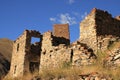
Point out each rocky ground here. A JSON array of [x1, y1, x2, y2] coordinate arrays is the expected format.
[[31, 72, 112, 80]]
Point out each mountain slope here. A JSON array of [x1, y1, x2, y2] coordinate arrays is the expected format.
[[0, 53, 10, 78], [0, 38, 13, 78], [0, 38, 13, 62]]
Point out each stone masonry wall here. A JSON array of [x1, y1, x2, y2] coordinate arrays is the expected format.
[[53, 24, 70, 45], [40, 31, 72, 70], [24, 30, 41, 74], [95, 8, 120, 50], [9, 30, 42, 77], [9, 22, 97, 78], [40, 44, 72, 70], [40, 31, 53, 70], [80, 8, 97, 52], [9, 8, 120, 78], [9, 30, 28, 77], [53, 24, 70, 40], [71, 42, 96, 66], [41, 31, 53, 53], [40, 41, 96, 71], [80, 8, 120, 52], [40, 27, 72, 71]]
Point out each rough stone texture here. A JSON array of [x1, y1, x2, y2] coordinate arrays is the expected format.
[[9, 25, 96, 78], [78, 72, 112, 80], [9, 24, 72, 78], [41, 31, 53, 53], [53, 24, 70, 45], [80, 8, 120, 52], [53, 24, 70, 40], [40, 41, 96, 71], [80, 8, 97, 52], [104, 47, 120, 68], [40, 44, 72, 70], [40, 31, 71, 70], [9, 8, 120, 78], [9, 30, 42, 77], [71, 41, 96, 66], [31, 72, 112, 80], [115, 16, 120, 20]]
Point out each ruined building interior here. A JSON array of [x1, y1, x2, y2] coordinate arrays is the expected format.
[[9, 8, 120, 77]]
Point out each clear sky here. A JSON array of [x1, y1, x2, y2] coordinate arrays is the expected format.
[[0, 0, 120, 42]]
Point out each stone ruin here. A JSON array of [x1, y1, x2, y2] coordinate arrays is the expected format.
[[8, 8, 120, 78], [80, 8, 120, 52], [9, 23, 96, 78]]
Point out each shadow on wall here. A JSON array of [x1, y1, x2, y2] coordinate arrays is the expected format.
[[0, 53, 10, 79], [53, 36, 70, 46]]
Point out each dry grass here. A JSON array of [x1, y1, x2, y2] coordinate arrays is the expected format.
[[38, 40, 120, 79], [39, 67, 82, 80], [107, 41, 120, 50], [0, 38, 13, 61], [3, 64, 120, 80], [0, 38, 13, 78]]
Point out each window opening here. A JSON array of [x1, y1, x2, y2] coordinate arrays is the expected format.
[[14, 65, 17, 74], [17, 43, 19, 51], [31, 37, 40, 44], [29, 62, 39, 73]]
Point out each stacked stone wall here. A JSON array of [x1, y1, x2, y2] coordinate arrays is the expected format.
[[40, 41, 96, 71], [53, 24, 70, 45], [80, 8, 97, 52], [71, 42, 96, 66], [9, 8, 120, 78], [40, 44, 72, 70], [9, 30, 42, 77], [9, 30, 28, 77], [95, 9, 120, 50], [80, 8, 120, 52]]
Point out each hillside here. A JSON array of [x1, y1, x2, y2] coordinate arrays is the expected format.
[[0, 53, 10, 78], [0, 38, 13, 62], [0, 38, 13, 78]]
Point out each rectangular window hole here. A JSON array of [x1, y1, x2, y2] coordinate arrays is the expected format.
[[14, 65, 17, 74], [17, 43, 19, 52], [31, 37, 40, 44]]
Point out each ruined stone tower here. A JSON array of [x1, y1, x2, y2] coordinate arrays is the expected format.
[[53, 24, 70, 45], [9, 30, 42, 77], [40, 24, 71, 71], [9, 24, 71, 77], [53, 24, 70, 40], [80, 8, 120, 52]]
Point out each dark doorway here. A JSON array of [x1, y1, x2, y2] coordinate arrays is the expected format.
[[29, 62, 39, 73]]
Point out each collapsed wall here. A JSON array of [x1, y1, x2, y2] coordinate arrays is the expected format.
[[40, 24, 96, 71], [9, 24, 71, 77], [80, 8, 120, 52], [8, 8, 120, 78], [40, 24, 71, 70], [9, 23, 96, 78], [40, 41, 96, 71], [9, 30, 42, 77]]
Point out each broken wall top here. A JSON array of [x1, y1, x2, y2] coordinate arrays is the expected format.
[[81, 8, 120, 37], [53, 24, 70, 40], [15, 30, 41, 42]]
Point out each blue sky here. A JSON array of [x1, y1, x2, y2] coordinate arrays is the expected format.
[[0, 0, 120, 42]]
